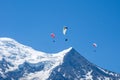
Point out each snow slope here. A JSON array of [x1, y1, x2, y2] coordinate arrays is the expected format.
[[0, 37, 72, 80], [0, 37, 120, 80]]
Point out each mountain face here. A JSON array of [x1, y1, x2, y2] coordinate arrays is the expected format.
[[0, 38, 120, 80]]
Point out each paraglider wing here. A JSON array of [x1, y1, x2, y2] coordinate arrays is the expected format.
[[93, 43, 97, 47], [50, 33, 55, 38], [92, 43, 97, 52], [63, 26, 68, 35], [50, 33, 56, 42]]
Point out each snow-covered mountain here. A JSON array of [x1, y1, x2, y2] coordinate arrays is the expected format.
[[0, 37, 120, 80]]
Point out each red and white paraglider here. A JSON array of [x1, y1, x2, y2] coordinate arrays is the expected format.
[[92, 43, 97, 52], [51, 33, 55, 38], [50, 33, 55, 42], [93, 43, 97, 48]]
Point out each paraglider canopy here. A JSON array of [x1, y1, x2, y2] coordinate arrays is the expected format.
[[50, 33, 55, 42], [63, 26, 68, 35], [50, 33, 55, 38], [63, 26, 68, 42], [93, 43, 97, 47]]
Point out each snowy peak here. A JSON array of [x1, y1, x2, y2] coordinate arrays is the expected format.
[[0, 37, 21, 49], [48, 48, 120, 80], [0, 37, 33, 60], [0, 37, 16, 42], [56, 47, 73, 56], [0, 37, 33, 50], [0, 37, 120, 80], [0, 38, 73, 80]]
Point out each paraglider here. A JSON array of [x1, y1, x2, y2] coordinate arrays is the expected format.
[[93, 43, 97, 48], [50, 33, 55, 42], [63, 26, 68, 35], [92, 43, 97, 52], [51, 33, 55, 38], [63, 26, 68, 41]]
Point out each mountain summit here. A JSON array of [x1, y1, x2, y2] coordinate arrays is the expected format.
[[0, 37, 120, 80]]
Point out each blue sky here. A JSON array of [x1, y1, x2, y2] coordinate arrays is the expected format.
[[0, 0, 120, 73]]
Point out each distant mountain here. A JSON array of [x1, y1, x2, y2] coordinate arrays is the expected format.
[[0, 37, 120, 80]]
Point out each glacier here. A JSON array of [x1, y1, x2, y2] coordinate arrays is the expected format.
[[0, 37, 120, 80]]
